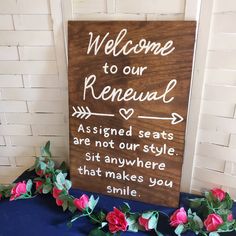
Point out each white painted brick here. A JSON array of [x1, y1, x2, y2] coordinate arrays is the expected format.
[[74, 13, 146, 20], [229, 134, 236, 148], [11, 136, 66, 147], [205, 69, 236, 86], [0, 31, 54, 46], [0, 0, 50, 14], [0, 61, 57, 74], [0, 125, 32, 135], [0, 157, 10, 166], [116, 0, 185, 14], [0, 146, 35, 156], [197, 143, 236, 162], [1, 88, 62, 101], [72, 0, 106, 13], [201, 100, 235, 117], [23, 75, 59, 88], [146, 13, 184, 20], [203, 84, 236, 103], [212, 13, 236, 33], [0, 75, 23, 87], [198, 129, 230, 146], [6, 113, 65, 125], [0, 101, 28, 112], [19, 46, 55, 61], [0, 136, 5, 146], [0, 15, 14, 30], [214, 0, 236, 13], [15, 156, 35, 167], [0, 46, 19, 60], [195, 155, 225, 173], [106, 0, 116, 13], [209, 34, 236, 51], [200, 114, 236, 133], [207, 51, 236, 70], [35, 146, 67, 157], [27, 101, 64, 113], [32, 125, 67, 136], [13, 15, 52, 30]]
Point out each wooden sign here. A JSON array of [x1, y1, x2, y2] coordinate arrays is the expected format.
[[68, 21, 196, 207]]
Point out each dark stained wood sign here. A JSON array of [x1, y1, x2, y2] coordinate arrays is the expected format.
[[68, 21, 196, 207]]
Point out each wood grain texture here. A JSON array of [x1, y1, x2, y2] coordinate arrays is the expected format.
[[68, 21, 196, 207]]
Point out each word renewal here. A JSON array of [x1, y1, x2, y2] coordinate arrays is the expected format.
[[81, 28, 177, 104]]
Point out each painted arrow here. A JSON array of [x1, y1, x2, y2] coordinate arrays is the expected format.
[[72, 106, 114, 119], [138, 112, 184, 125]]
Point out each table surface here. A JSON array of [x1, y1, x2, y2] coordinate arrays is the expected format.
[[1, 172, 235, 236]]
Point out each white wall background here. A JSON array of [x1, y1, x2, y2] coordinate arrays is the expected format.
[[0, 0, 235, 199]]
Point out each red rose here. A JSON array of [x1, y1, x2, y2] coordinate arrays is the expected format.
[[106, 207, 128, 233], [73, 194, 89, 211], [36, 169, 44, 176], [0, 193, 2, 199], [10, 181, 27, 201], [170, 207, 188, 227], [227, 213, 234, 222], [204, 214, 223, 232], [211, 188, 226, 202], [52, 187, 63, 206], [35, 180, 43, 193], [138, 216, 151, 231]]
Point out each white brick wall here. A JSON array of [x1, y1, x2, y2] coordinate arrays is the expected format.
[[0, 0, 68, 184]]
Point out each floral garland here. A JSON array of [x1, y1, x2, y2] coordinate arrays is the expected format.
[[0, 142, 236, 236]]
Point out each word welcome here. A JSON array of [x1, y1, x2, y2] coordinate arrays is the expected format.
[[87, 28, 175, 56]]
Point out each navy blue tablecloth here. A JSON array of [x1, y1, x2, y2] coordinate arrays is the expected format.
[[1, 172, 235, 236]]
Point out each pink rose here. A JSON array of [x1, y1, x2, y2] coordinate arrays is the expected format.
[[138, 216, 151, 231], [10, 181, 27, 201], [52, 187, 62, 198], [106, 207, 128, 233], [170, 207, 188, 227], [0, 193, 2, 199], [211, 188, 226, 202], [227, 213, 234, 222], [52, 187, 63, 206], [73, 194, 89, 211], [204, 214, 223, 232], [35, 180, 43, 193]]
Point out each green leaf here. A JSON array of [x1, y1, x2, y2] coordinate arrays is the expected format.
[[128, 222, 139, 232], [174, 224, 184, 236], [42, 184, 52, 194], [89, 228, 107, 236], [26, 179, 33, 192], [121, 202, 130, 213], [39, 161, 47, 171], [148, 214, 158, 229], [193, 214, 203, 229], [64, 180, 72, 190], [41, 141, 51, 157], [88, 195, 99, 211], [62, 200, 68, 211], [56, 172, 65, 186], [142, 211, 154, 219], [209, 232, 220, 236]]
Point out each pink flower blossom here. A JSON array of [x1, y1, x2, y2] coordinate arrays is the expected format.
[[106, 207, 128, 233], [35, 180, 43, 193], [138, 216, 151, 231], [10, 181, 27, 201], [204, 214, 223, 232], [227, 213, 234, 222], [73, 194, 89, 211], [170, 207, 188, 227], [211, 188, 226, 202]]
